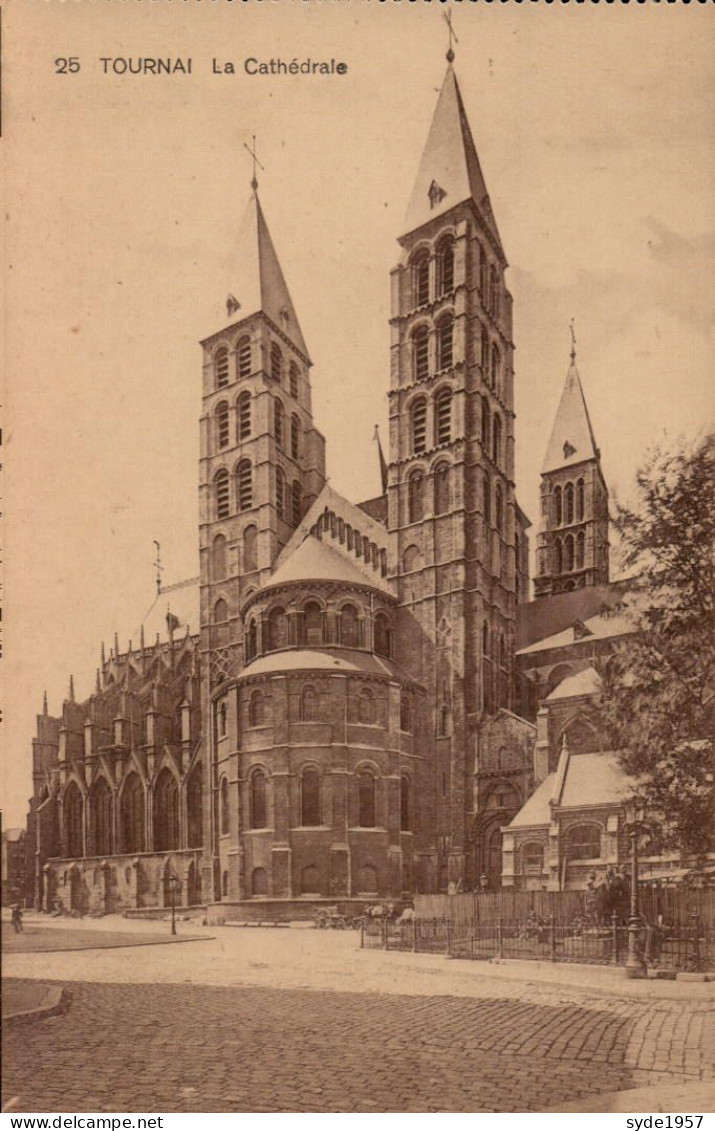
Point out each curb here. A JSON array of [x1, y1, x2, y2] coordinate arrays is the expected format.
[[7, 935, 215, 955], [3, 986, 70, 1028]]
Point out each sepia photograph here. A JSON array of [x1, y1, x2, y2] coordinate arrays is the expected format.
[[2, 0, 714, 1119]]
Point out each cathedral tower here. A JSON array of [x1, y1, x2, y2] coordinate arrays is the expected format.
[[198, 185, 326, 691], [387, 61, 519, 890], [534, 345, 609, 597]]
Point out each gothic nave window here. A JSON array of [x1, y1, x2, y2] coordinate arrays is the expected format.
[[153, 769, 179, 852], [437, 316, 454, 370], [215, 469, 230, 520], [237, 336, 251, 380], [187, 766, 202, 849], [120, 774, 145, 855], [435, 388, 452, 446], [90, 777, 113, 858], [215, 346, 229, 389], [216, 401, 230, 449], [237, 391, 251, 440], [412, 326, 429, 382]]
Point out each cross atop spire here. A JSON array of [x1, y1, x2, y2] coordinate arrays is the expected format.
[[443, 9, 458, 63], [570, 318, 577, 364], [243, 134, 264, 193]]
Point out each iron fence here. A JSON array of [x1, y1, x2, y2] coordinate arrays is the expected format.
[[360, 913, 714, 972]]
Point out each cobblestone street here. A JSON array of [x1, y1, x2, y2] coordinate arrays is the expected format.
[[3, 921, 714, 1113]]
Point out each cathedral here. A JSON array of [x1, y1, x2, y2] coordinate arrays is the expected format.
[[25, 57, 641, 918]]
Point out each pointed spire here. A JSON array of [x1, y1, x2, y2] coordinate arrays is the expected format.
[[101, 640, 106, 666], [541, 340, 600, 475], [68, 675, 75, 702], [43, 690, 48, 716], [96, 668, 102, 694], [114, 632, 120, 657], [217, 192, 311, 362], [403, 64, 501, 247]]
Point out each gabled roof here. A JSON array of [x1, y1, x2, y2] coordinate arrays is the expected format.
[[267, 535, 382, 591], [507, 774, 555, 829], [542, 358, 600, 475], [545, 666, 602, 701], [403, 65, 502, 248], [517, 608, 633, 657], [508, 752, 633, 830], [213, 191, 310, 362]]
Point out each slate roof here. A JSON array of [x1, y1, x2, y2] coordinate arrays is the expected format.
[[542, 358, 600, 475], [240, 647, 414, 684], [507, 775, 555, 829], [267, 535, 383, 592], [403, 64, 502, 248], [545, 666, 602, 701], [507, 752, 633, 831], [517, 608, 633, 657]]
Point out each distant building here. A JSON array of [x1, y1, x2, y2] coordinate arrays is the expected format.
[[2, 827, 26, 906]]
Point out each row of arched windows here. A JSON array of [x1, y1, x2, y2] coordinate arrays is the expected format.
[[273, 399, 302, 460], [244, 605, 393, 660], [554, 532, 586, 574], [221, 766, 412, 832], [411, 316, 454, 380], [213, 340, 302, 401], [410, 388, 453, 455], [210, 525, 258, 582], [480, 327, 503, 394], [276, 469, 303, 526], [553, 480, 585, 526], [411, 236, 455, 309], [62, 768, 202, 859], [214, 462, 252, 519], [214, 392, 252, 450], [239, 684, 413, 732]]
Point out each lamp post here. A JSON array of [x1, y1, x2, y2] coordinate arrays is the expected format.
[[623, 799, 647, 979], [168, 873, 179, 936]]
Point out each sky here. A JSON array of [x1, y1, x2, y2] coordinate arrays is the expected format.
[[3, 1, 714, 826]]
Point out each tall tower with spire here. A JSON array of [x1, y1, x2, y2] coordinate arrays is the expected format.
[[534, 342, 609, 597], [387, 57, 520, 891], [198, 177, 326, 692]]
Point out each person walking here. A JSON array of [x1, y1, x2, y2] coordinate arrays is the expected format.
[[11, 904, 24, 933]]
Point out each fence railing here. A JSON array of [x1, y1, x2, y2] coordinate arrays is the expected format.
[[361, 914, 714, 972]]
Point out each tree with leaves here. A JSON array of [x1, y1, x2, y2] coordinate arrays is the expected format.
[[598, 434, 714, 857]]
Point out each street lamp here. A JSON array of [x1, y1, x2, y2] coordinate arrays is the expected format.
[[623, 798, 647, 980], [167, 873, 180, 936]]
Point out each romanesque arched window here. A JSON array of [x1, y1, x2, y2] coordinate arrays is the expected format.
[[267, 606, 287, 651], [153, 769, 179, 852], [554, 485, 563, 526], [212, 534, 227, 582], [275, 467, 286, 521], [565, 482, 575, 524], [235, 460, 251, 513], [402, 544, 421, 573], [434, 387, 452, 445], [217, 700, 227, 738], [242, 525, 258, 573], [245, 618, 258, 661], [300, 864, 320, 894], [301, 769, 321, 827], [187, 765, 202, 849], [213, 598, 228, 623], [237, 336, 251, 380], [340, 603, 359, 647], [374, 613, 392, 658], [237, 391, 251, 440], [216, 401, 230, 449], [413, 251, 430, 307], [437, 316, 454, 370], [291, 480, 302, 527], [400, 694, 412, 733], [411, 396, 427, 455], [400, 774, 412, 831], [481, 397, 490, 453], [576, 531, 585, 570], [303, 601, 323, 646], [408, 469, 424, 524], [251, 866, 267, 896], [358, 770, 376, 828], [576, 477, 585, 522], [434, 461, 450, 515], [493, 413, 502, 466], [290, 414, 300, 460], [215, 469, 230, 520], [248, 689, 264, 727], [289, 362, 299, 399], [357, 688, 374, 724], [120, 773, 145, 855], [300, 684, 319, 722], [437, 235, 455, 296], [274, 398, 285, 447], [90, 777, 113, 858], [249, 769, 268, 829], [270, 342, 283, 383], [495, 482, 504, 533], [412, 326, 429, 382], [215, 346, 229, 389], [220, 776, 229, 836]]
